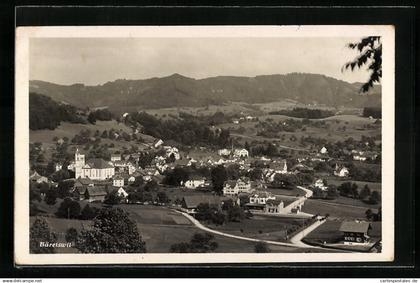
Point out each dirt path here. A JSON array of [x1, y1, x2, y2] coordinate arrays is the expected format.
[[289, 219, 327, 248]]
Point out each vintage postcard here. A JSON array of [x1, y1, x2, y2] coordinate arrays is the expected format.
[[15, 25, 394, 265]]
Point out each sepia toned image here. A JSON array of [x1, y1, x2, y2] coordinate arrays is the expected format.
[[15, 26, 395, 264]]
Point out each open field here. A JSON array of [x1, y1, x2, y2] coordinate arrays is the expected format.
[[301, 199, 371, 220], [207, 214, 306, 242], [310, 196, 381, 209], [263, 187, 307, 197]]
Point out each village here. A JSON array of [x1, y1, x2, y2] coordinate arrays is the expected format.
[[29, 108, 382, 253]]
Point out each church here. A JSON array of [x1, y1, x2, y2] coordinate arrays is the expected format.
[[74, 149, 115, 180]]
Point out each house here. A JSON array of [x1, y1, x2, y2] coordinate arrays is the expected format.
[[273, 159, 288, 174], [29, 171, 49, 184], [264, 199, 285, 214], [113, 176, 124, 187], [153, 139, 164, 148], [334, 164, 349, 177], [163, 146, 180, 160], [339, 221, 372, 244], [218, 149, 231, 156], [320, 147, 328, 154], [183, 176, 206, 189], [76, 186, 108, 202], [114, 187, 129, 198], [233, 148, 249, 158], [353, 155, 367, 161], [223, 177, 252, 196], [55, 163, 63, 172], [74, 149, 115, 180], [180, 195, 226, 214], [113, 160, 136, 175], [313, 178, 328, 191], [111, 154, 121, 162], [249, 192, 276, 205], [73, 177, 95, 190]]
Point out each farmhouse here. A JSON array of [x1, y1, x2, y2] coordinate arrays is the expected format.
[[334, 164, 349, 177], [233, 148, 249, 158], [111, 154, 121, 162], [180, 195, 223, 214], [218, 149, 231, 156], [222, 177, 252, 196], [163, 146, 180, 160], [264, 199, 285, 214], [339, 221, 372, 244], [320, 147, 328, 154], [249, 192, 276, 205], [74, 149, 115, 180], [183, 176, 207, 189], [113, 176, 124, 187], [313, 178, 328, 191], [29, 170, 49, 184], [75, 186, 108, 202]]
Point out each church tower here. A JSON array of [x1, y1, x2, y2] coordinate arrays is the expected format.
[[75, 148, 85, 178]]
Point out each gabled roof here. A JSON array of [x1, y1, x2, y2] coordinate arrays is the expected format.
[[85, 158, 114, 169], [223, 180, 237, 188], [78, 186, 108, 196], [75, 177, 94, 186], [339, 221, 371, 233], [187, 175, 206, 181]]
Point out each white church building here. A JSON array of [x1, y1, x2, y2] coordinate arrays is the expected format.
[[74, 149, 115, 180]]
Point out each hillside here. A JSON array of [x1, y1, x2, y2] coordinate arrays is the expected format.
[[29, 92, 85, 130], [30, 73, 381, 113]]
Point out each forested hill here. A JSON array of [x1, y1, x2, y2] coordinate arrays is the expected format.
[[29, 93, 85, 130], [29, 73, 381, 113]]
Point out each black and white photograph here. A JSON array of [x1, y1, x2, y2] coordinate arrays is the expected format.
[[14, 25, 395, 264]]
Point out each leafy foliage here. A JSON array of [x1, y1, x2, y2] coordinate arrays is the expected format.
[[55, 197, 81, 219], [76, 208, 146, 253], [29, 92, 85, 130], [30, 218, 57, 253], [343, 36, 382, 92]]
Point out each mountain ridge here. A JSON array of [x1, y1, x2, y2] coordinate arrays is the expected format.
[[29, 72, 381, 113]]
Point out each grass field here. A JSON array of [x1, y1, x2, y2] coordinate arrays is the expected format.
[[301, 199, 371, 220], [207, 214, 306, 242]]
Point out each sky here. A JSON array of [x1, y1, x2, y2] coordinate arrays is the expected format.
[[29, 37, 371, 86]]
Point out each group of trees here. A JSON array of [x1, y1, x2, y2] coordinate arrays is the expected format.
[[338, 182, 381, 204], [269, 108, 335, 119], [55, 198, 100, 220], [29, 93, 85, 130], [125, 112, 232, 147], [87, 109, 114, 124], [195, 199, 248, 226], [31, 208, 147, 254]]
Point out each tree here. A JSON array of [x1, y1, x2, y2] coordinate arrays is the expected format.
[[44, 189, 58, 205], [56, 180, 74, 198], [55, 197, 81, 219], [80, 204, 97, 220], [156, 191, 169, 204], [365, 209, 373, 221], [227, 205, 245, 222], [30, 218, 57, 253], [369, 191, 381, 205], [76, 208, 146, 253], [359, 185, 371, 200], [163, 167, 189, 186], [211, 165, 227, 194], [104, 191, 122, 205], [254, 242, 270, 253], [65, 227, 78, 243], [343, 36, 382, 92]]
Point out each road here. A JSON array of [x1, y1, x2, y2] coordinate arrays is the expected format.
[[289, 219, 327, 248]]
